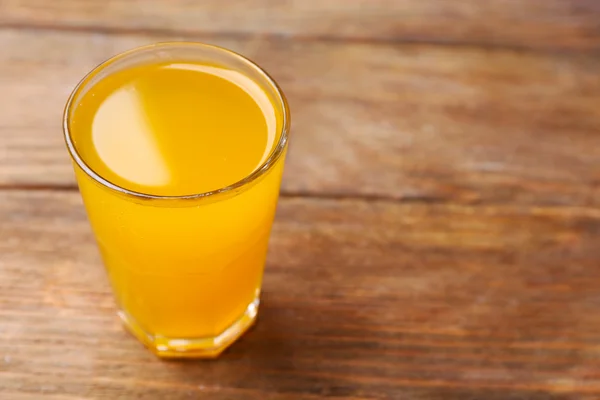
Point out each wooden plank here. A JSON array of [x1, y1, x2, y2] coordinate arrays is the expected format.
[[2, 190, 600, 398], [1, 0, 599, 50], [1, 29, 600, 205]]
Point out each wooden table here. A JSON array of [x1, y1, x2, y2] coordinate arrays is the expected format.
[[1, 1, 600, 399]]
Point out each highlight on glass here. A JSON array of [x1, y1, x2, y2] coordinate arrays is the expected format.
[[63, 42, 290, 358]]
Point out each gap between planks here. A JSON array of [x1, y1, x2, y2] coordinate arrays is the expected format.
[[0, 21, 589, 55], [0, 183, 444, 205], [4, 185, 600, 217]]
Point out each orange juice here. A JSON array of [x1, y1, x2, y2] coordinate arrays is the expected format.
[[64, 43, 289, 357]]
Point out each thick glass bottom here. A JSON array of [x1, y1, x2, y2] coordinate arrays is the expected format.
[[118, 296, 259, 358]]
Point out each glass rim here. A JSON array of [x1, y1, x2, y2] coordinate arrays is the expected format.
[[63, 41, 290, 202]]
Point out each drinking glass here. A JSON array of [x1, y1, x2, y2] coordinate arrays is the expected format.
[[63, 43, 290, 358]]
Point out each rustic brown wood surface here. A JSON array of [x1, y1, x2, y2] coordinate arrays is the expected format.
[[1, 29, 600, 205], [1, 0, 600, 50], [1, 1, 600, 399], [3, 191, 600, 400]]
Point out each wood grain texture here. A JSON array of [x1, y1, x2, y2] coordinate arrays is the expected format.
[[1, 0, 599, 50], [2, 190, 600, 399], [1, 29, 600, 205], [2, 1, 600, 399]]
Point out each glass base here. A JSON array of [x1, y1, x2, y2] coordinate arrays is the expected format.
[[118, 297, 259, 358]]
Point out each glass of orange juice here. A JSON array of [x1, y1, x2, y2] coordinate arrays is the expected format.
[[62, 43, 290, 358]]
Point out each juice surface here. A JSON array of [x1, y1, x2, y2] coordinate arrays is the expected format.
[[69, 59, 285, 342], [71, 61, 277, 196]]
